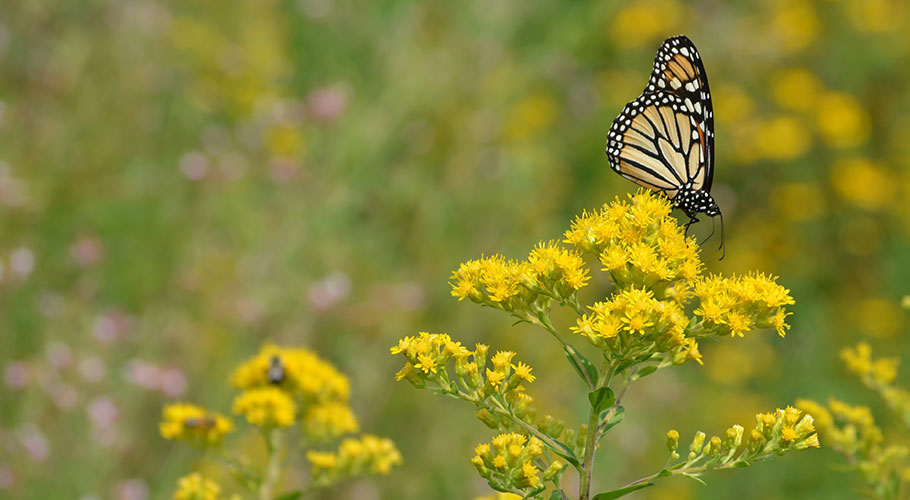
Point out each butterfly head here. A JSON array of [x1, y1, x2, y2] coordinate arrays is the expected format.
[[674, 187, 720, 220]]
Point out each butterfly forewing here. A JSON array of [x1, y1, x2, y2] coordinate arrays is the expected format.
[[645, 35, 714, 190], [606, 91, 706, 200]]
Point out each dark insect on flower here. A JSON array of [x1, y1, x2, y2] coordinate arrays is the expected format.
[[606, 35, 725, 258], [184, 416, 216, 429], [268, 355, 285, 384]]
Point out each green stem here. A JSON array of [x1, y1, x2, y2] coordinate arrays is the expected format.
[[578, 395, 602, 500], [259, 428, 284, 500]]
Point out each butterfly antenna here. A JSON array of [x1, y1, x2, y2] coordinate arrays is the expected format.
[[703, 215, 717, 244], [717, 212, 726, 261]]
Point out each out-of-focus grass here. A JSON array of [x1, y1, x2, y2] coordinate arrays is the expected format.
[[0, 0, 908, 499]]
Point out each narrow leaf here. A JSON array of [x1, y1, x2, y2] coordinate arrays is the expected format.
[[599, 406, 625, 437], [275, 492, 304, 500], [632, 365, 658, 380], [564, 346, 597, 387], [592, 482, 655, 500], [734, 460, 750, 468]]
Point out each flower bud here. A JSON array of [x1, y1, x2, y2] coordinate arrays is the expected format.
[[666, 429, 680, 453], [543, 460, 565, 481]]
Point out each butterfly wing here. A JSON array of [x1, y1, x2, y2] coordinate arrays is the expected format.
[[645, 35, 715, 191], [606, 91, 707, 200]]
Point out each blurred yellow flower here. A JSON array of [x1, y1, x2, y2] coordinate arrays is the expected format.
[[816, 92, 870, 148], [771, 1, 820, 52], [772, 68, 823, 112], [160, 404, 233, 447], [713, 83, 755, 126], [610, 0, 686, 48], [831, 157, 895, 211], [231, 344, 350, 404], [232, 387, 297, 428], [846, 0, 902, 33], [307, 435, 402, 486], [856, 298, 902, 339], [266, 125, 306, 157], [303, 402, 360, 441], [771, 183, 824, 222], [174, 473, 226, 500], [754, 116, 811, 160], [503, 93, 559, 142]]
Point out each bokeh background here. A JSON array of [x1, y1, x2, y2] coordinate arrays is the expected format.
[[2, 0, 910, 498]]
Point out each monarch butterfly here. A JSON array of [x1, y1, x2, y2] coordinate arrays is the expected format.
[[606, 35, 724, 257]]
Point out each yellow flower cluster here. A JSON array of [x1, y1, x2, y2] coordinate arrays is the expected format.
[[572, 287, 700, 364], [230, 344, 358, 438], [796, 398, 908, 490], [449, 241, 589, 315], [667, 407, 818, 474], [303, 402, 360, 442], [306, 435, 403, 487], [841, 343, 900, 386], [232, 387, 296, 428], [231, 343, 350, 403], [159, 404, 233, 447], [173, 473, 237, 500], [692, 273, 795, 338], [392, 333, 536, 419], [472, 433, 562, 496], [564, 191, 701, 297]]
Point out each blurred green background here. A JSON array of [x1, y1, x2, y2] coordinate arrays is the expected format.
[[2, 0, 909, 498]]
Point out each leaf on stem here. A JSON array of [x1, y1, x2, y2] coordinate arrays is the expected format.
[[591, 482, 655, 500], [564, 345, 598, 387], [588, 387, 616, 413]]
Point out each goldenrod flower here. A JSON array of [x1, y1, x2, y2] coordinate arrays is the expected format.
[[692, 273, 795, 338], [303, 402, 359, 441], [160, 404, 233, 447], [564, 191, 701, 296], [473, 433, 552, 494], [173, 473, 223, 500], [232, 387, 296, 428], [307, 435, 402, 487], [231, 344, 350, 405]]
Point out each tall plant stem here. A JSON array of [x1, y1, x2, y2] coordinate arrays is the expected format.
[[259, 428, 284, 500]]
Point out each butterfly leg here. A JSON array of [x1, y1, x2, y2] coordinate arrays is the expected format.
[[684, 217, 699, 237]]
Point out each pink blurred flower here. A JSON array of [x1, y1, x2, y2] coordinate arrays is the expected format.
[[158, 368, 187, 397], [269, 158, 300, 184], [70, 236, 105, 267], [93, 311, 133, 344], [79, 356, 107, 383], [114, 479, 149, 500], [51, 384, 79, 410], [178, 152, 209, 181], [122, 359, 160, 390], [307, 272, 351, 311], [87, 395, 119, 429], [306, 85, 349, 122], [4, 362, 29, 389], [19, 425, 50, 462], [9, 247, 34, 277], [45, 341, 73, 370], [0, 464, 15, 490]]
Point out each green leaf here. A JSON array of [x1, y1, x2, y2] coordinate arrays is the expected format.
[[587, 387, 616, 413], [549, 490, 569, 500], [592, 482, 655, 500], [547, 438, 582, 468], [487, 479, 511, 493], [275, 492, 304, 500], [734, 460, 750, 468], [599, 406, 625, 437], [564, 345, 598, 387], [633, 365, 658, 380], [682, 473, 707, 486]]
